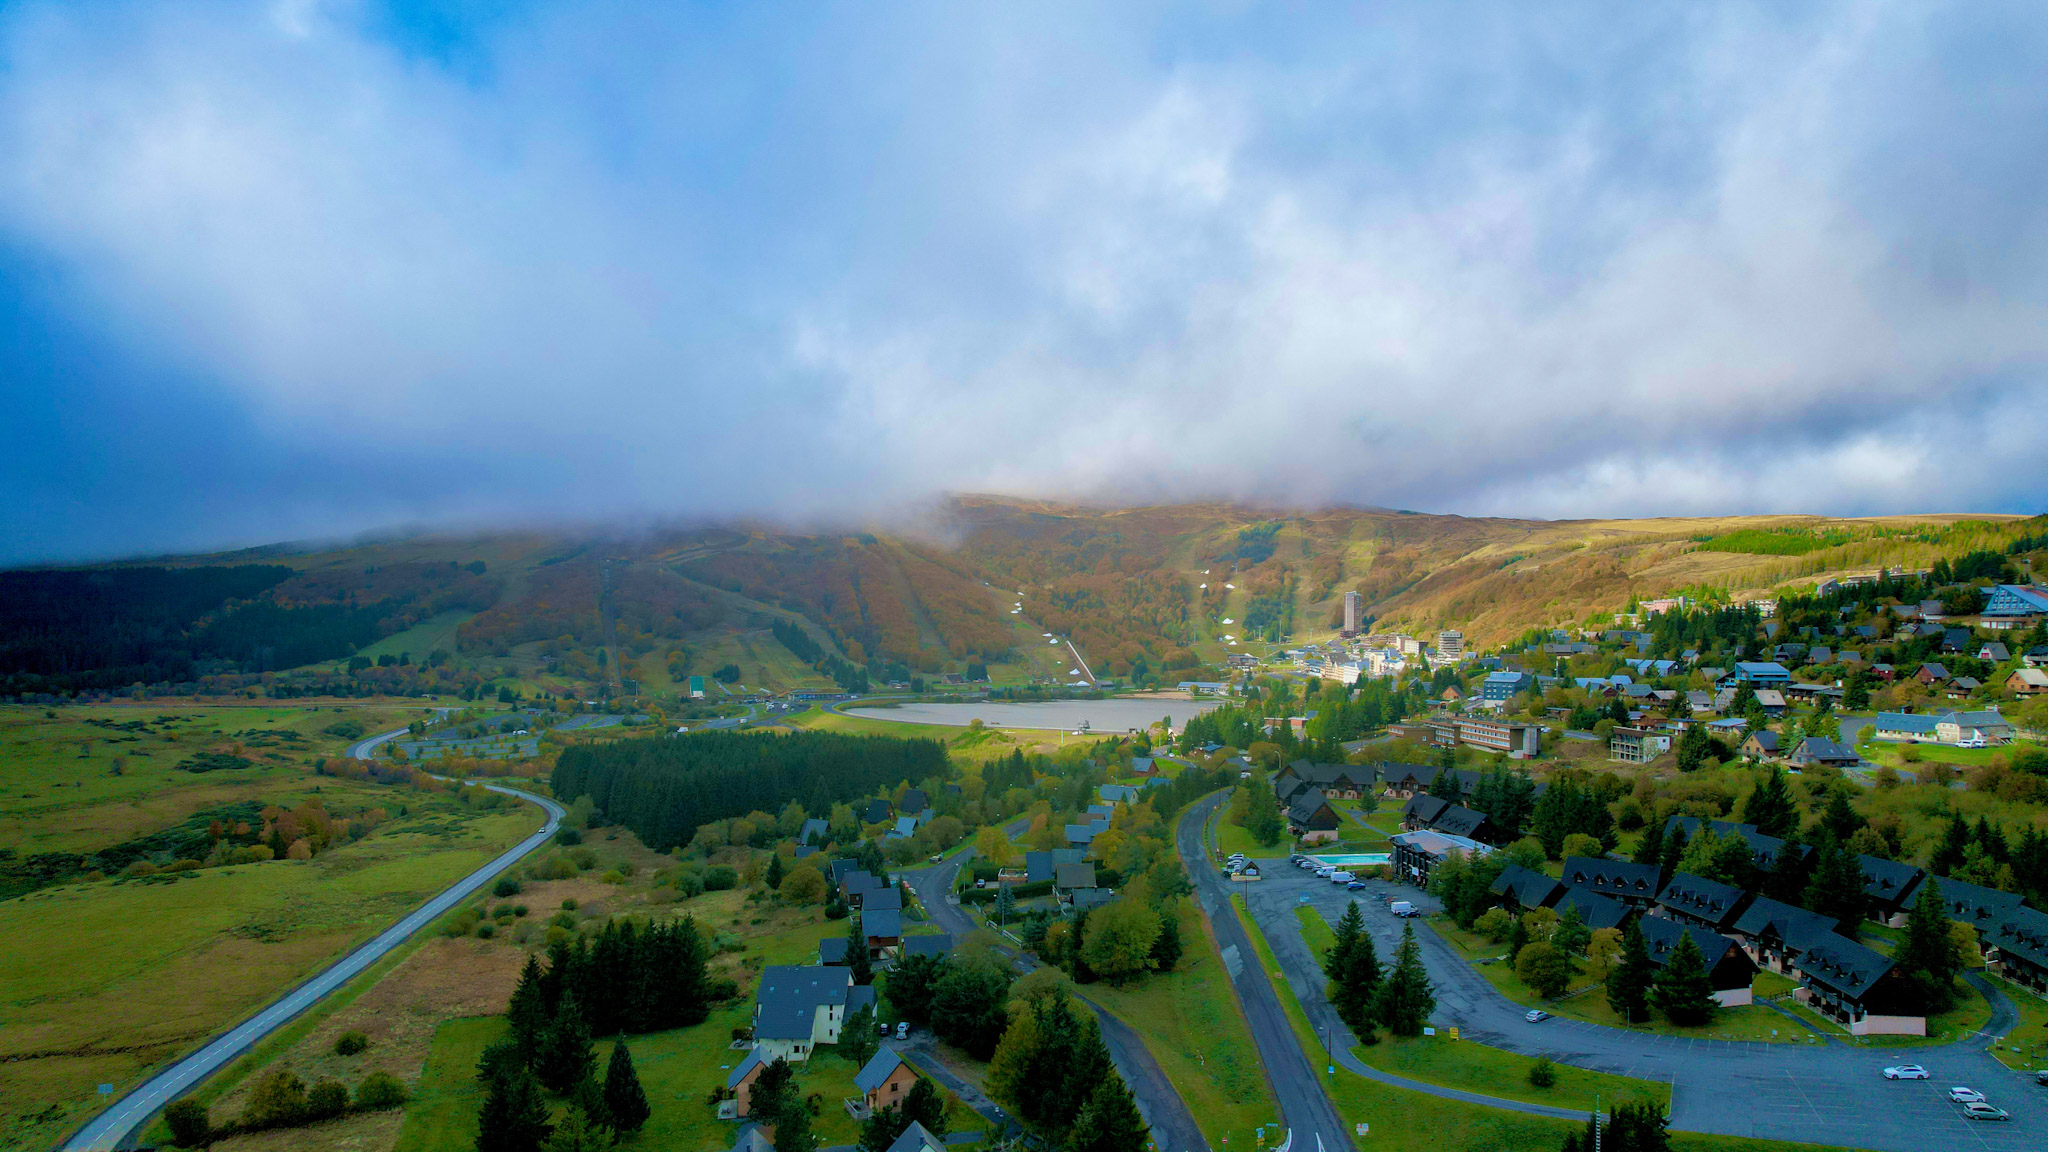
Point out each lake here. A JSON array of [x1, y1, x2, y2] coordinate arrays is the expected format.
[[842, 698, 1219, 732]]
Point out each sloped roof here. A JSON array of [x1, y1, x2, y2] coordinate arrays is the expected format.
[[1063, 824, 1098, 845], [799, 818, 830, 845], [855, 1048, 909, 1093], [1656, 872, 1750, 927], [1560, 856, 1661, 900], [1555, 888, 1630, 931], [1055, 861, 1098, 890], [1636, 916, 1752, 986], [1982, 905, 2048, 971], [754, 965, 852, 1040], [1023, 851, 1054, 884], [819, 937, 850, 965], [900, 788, 928, 815], [862, 799, 893, 824], [1488, 863, 1563, 908], [1432, 805, 1490, 839], [727, 1049, 765, 1089], [863, 887, 903, 912], [901, 934, 954, 958], [1731, 895, 1839, 950], [1928, 875, 2025, 925], [884, 1121, 946, 1152], [1402, 794, 1450, 825], [1858, 855, 1924, 910], [863, 909, 903, 939], [1794, 935, 1894, 1000]]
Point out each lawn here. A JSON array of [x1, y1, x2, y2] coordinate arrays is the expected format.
[[1771, 978, 1993, 1049], [354, 610, 476, 661], [1081, 901, 1279, 1151], [0, 797, 539, 1151], [1215, 813, 1286, 860], [1986, 974, 2048, 1071], [783, 709, 1037, 767], [1427, 918, 1808, 1045]]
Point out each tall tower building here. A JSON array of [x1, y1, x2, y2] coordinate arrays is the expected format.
[[1343, 590, 1360, 636], [1437, 630, 1465, 659]]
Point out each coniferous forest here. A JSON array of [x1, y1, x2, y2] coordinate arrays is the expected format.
[[551, 730, 951, 852]]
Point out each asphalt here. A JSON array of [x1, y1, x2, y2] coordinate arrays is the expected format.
[[902, 827, 1213, 1152], [1241, 849, 2046, 1152], [1176, 794, 1357, 1152], [60, 726, 565, 1151]]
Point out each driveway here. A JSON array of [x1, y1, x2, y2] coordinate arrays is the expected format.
[[1244, 853, 2042, 1152], [902, 827, 1212, 1152]]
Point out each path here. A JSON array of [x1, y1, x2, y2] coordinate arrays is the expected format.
[[61, 727, 563, 1151], [901, 828, 1212, 1152]]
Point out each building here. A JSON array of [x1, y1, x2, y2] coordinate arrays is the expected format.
[[798, 818, 830, 847], [1982, 584, 2048, 627], [1453, 716, 1542, 758], [1559, 857, 1663, 909], [2008, 667, 2048, 695], [1738, 731, 1780, 760], [1730, 896, 1842, 974], [1437, 630, 1465, 659], [1723, 662, 1792, 688], [1981, 905, 2048, 996], [688, 675, 708, 699], [1792, 936, 1924, 1036], [1858, 856, 1926, 927], [1933, 710, 2014, 746], [1398, 793, 1493, 841], [1286, 786, 1344, 843], [1343, 590, 1362, 636], [862, 909, 903, 954], [1636, 917, 1758, 1006], [1926, 875, 2025, 932], [1610, 726, 1671, 764], [1871, 712, 1939, 742], [751, 965, 862, 1063], [1555, 888, 1633, 931], [1054, 861, 1098, 896], [1655, 872, 1752, 932], [1488, 864, 1564, 913], [1663, 816, 1808, 874], [1479, 670, 1534, 706], [901, 934, 955, 960], [1276, 760, 1376, 800], [727, 1051, 770, 1117], [1786, 737, 1860, 769], [884, 1122, 948, 1152], [1389, 829, 1491, 887], [853, 1049, 921, 1118]]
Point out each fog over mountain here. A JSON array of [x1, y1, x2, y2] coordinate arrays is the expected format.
[[3, 1, 2046, 563]]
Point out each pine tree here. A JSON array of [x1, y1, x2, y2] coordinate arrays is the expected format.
[[860, 1105, 909, 1152], [602, 1041, 650, 1134], [771, 1090, 816, 1152], [476, 1067, 553, 1152], [1650, 931, 1718, 1027], [1605, 1097, 1671, 1152], [1895, 878, 1961, 1014], [1069, 1075, 1149, 1152], [1323, 902, 1363, 984], [1658, 824, 1688, 886], [847, 914, 874, 986], [1930, 817, 1971, 877], [767, 854, 787, 891], [508, 954, 549, 1058], [1803, 835, 1868, 934], [1605, 920, 1653, 1024], [1149, 909, 1184, 972], [1820, 791, 1865, 843], [750, 1058, 795, 1124], [1632, 818, 1665, 867], [1843, 670, 1870, 711], [842, 1003, 879, 1070], [535, 993, 596, 1094], [1675, 725, 1710, 773], [1504, 911, 1531, 963], [1740, 766, 1797, 839], [902, 1076, 947, 1137], [1373, 922, 1434, 1037], [1329, 903, 1382, 1033]]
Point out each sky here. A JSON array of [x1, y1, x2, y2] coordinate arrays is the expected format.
[[3, 0, 2047, 564]]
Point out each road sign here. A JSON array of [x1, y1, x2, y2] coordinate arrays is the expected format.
[[1449, 1026, 1459, 1040], [97, 1085, 112, 1095]]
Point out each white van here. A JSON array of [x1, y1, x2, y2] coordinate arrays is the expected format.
[[1328, 870, 1354, 884]]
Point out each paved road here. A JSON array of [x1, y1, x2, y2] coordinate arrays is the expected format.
[[1176, 794, 1356, 1152], [61, 728, 564, 1151], [1243, 854, 2044, 1152], [901, 830, 1212, 1152]]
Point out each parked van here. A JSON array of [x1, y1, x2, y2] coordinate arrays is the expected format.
[[1328, 870, 1354, 884], [1390, 900, 1417, 917]]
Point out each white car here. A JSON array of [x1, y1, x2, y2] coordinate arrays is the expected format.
[[1947, 1087, 1985, 1103], [896, 1021, 910, 1040], [1881, 1065, 1929, 1080], [1962, 1102, 2009, 1121], [1525, 1010, 1550, 1023]]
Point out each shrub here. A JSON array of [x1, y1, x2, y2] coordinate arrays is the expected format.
[[493, 875, 523, 898], [124, 860, 158, 877], [493, 904, 516, 920], [241, 1069, 309, 1130], [354, 1070, 408, 1111], [545, 925, 572, 946], [333, 1031, 369, 1056], [674, 872, 705, 899], [704, 865, 739, 891], [562, 898, 580, 910], [163, 1099, 210, 1146], [555, 827, 583, 846], [1528, 1057, 1557, 1088], [512, 904, 529, 917], [550, 911, 578, 930], [570, 847, 597, 871], [475, 920, 497, 938], [306, 1079, 350, 1121]]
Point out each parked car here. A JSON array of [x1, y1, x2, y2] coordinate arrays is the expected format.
[[878, 1019, 892, 1036], [1328, 870, 1354, 884], [1346, 881, 1368, 891], [896, 1021, 910, 1040], [1947, 1087, 1985, 1103], [1525, 1010, 1550, 1023], [1390, 901, 1416, 917], [1962, 1102, 2009, 1121], [1882, 1065, 1929, 1080], [2035, 1069, 2048, 1086]]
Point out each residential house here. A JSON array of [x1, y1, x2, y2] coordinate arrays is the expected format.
[[2008, 667, 2048, 695], [1927, 876, 2025, 933], [1859, 856, 1926, 927], [1738, 731, 1780, 761], [884, 1122, 948, 1152], [1978, 642, 2011, 663], [1752, 689, 1787, 716], [901, 934, 955, 960], [1067, 887, 1114, 913], [2026, 645, 2048, 668], [1559, 857, 1663, 909], [1871, 712, 1939, 742], [853, 1049, 920, 1118], [1100, 784, 1142, 805], [1731, 896, 1842, 974], [1276, 760, 1376, 799], [1786, 737, 1860, 769], [751, 965, 860, 1063], [1934, 710, 2014, 746], [1981, 905, 2048, 996], [1054, 861, 1098, 896], [842, 871, 885, 908], [1063, 823, 1101, 849], [1488, 864, 1564, 913], [1389, 829, 1491, 887], [799, 818, 830, 847], [1637, 916, 1758, 1006], [887, 816, 920, 841], [1287, 787, 1344, 844], [862, 909, 903, 955], [861, 799, 893, 826], [1941, 628, 1975, 654], [1655, 872, 1752, 932], [1611, 726, 1672, 764], [727, 1051, 771, 1117], [1723, 662, 1793, 688], [863, 887, 904, 913], [1792, 937, 1924, 1036], [1913, 663, 1951, 686], [818, 938, 850, 966], [899, 788, 928, 816], [1663, 816, 1808, 874], [1555, 889, 1633, 931], [1399, 793, 1494, 841]]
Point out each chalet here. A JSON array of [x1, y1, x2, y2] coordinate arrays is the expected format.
[[1389, 829, 1491, 887], [1731, 896, 1842, 974], [1559, 857, 1663, 909], [1067, 887, 1114, 912], [1927, 875, 2025, 932], [1100, 785, 1142, 805], [1277, 760, 1376, 800], [1379, 763, 1444, 798], [799, 818, 830, 846], [1723, 662, 1792, 688], [1978, 642, 2011, 663], [1398, 793, 1493, 841], [1751, 689, 1787, 716], [2008, 667, 2048, 695], [751, 965, 866, 1063], [862, 909, 903, 954], [727, 1051, 770, 1117], [1858, 856, 1926, 927], [863, 887, 903, 914], [853, 1049, 920, 1118], [1555, 889, 1633, 931], [1611, 727, 1672, 764], [1063, 823, 1101, 849], [884, 1122, 947, 1152], [887, 816, 919, 841], [1637, 917, 1758, 1006], [818, 938, 850, 966], [1663, 816, 1808, 874], [899, 788, 928, 816], [1488, 864, 1563, 913], [1981, 905, 2048, 995], [2027, 645, 2048, 668], [1655, 872, 1751, 932], [901, 934, 955, 960], [1287, 787, 1344, 844], [1738, 731, 1780, 760], [1792, 937, 1924, 1036], [1871, 712, 1938, 742], [842, 870, 885, 908], [1786, 737, 1860, 769], [1054, 861, 1098, 895], [861, 799, 893, 825], [1913, 663, 1951, 686], [1941, 628, 1975, 654], [1933, 710, 2014, 746]]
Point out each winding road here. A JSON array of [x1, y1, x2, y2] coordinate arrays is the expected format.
[[60, 727, 563, 1151]]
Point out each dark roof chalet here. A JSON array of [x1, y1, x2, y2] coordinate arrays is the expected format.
[[754, 965, 853, 1040], [1559, 856, 1661, 902], [1636, 916, 1753, 984], [1488, 864, 1563, 909], [899, 788, 928, 815], [1287, 786, 1341, 830], [1432, 805, 1491, 839], [1023, 851, 1055, 884], [1982, 905, 2048, 972], [1055, 861, 1098, 890], [1731, 895, 1840, 949], [1555, 889, 1631, 931], [1281, 760, 1376, 792], [861, 799, 893, 825], [855, 1049, 910, 1093], [1857, 856, 1925, 911], [862, 908, 903, 939], [863, 887, 903, 912], [1402, 794, 1450, 825], [1793, 936, 1895, 1000], [1928, 875, 2025, 926], [1656, 872, 1751, 928], [818, 937, 850, 965]]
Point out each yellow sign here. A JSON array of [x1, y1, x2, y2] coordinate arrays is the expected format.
[[1449, 1027, 1460, 1040]]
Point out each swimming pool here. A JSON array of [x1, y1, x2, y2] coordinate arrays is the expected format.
[[1306, 853, 1390, 868]]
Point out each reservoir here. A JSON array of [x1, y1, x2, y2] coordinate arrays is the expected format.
[[842, 697, 1220, 732]]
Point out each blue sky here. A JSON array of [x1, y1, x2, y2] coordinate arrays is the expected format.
[[2, 0, 2045, 563]]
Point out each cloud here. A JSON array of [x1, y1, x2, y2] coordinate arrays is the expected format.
[[0, 1, 2044, 562]]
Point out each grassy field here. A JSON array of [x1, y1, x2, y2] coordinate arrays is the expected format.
[[354, 611, 477, 662], [783, 707, 1046, 768], [1080, 901, 1279, 1150], [1428, 917, 1810, 1045], [1986, 974, 2048, 1071], [0, 791, 538, 1151]]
